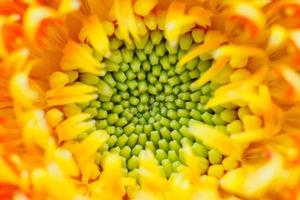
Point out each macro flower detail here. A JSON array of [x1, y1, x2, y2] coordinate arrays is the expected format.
[[1, 0, 300, 200], [75, 28, 242, 179]]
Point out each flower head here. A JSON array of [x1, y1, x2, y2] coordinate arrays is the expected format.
[[1, 0, 300, 199]]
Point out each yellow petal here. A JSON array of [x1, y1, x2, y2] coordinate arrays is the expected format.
[[0, 157, 19, 184], [49, 71, 69, 89], [10, 72, 39, 108], [22, 109, 51, 149], [189, 121, 245, 159], [220, 152, 283, 198], [114, 0, 139, 44], [79, 16, 110, 57], [46, 84, 97, 98], [52, 148, 79, 177], [134, 0, 158, 17], [91, 153, 127, 200], [212, 45, 266, 60], [58, 0, 80, 14], [164, 2, 194, 45], [74, 130, 108, 164], [46, 83, 98, 107], [45, 108, 64, 127], [47, 94, 98, 107], [56, 113, 95, 142], [73, 130, 108, 183], [139, 151, 169, 193], [191, 57, 229, 90], [166, 173, 191, 200], [61, 40, 105, 75], [266, 25, 288, 53], [177, 30, 227, 67]]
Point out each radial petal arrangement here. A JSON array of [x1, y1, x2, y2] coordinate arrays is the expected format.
[[1, 0, 300, 199]]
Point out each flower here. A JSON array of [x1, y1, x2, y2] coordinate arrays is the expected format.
[[1, 0, 300, 199]]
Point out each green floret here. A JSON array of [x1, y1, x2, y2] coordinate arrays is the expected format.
[[77, 29, 243, 177]]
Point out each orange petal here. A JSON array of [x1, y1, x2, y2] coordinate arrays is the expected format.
[[226, 3, 265, 37], [23, 6, 56, 45], [188, 6, 212, 28], [276, 64, 300, 101]]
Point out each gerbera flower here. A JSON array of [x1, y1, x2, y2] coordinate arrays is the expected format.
[[1, 0, 300, 199]]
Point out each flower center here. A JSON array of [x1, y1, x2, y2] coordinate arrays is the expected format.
[[77, 30, 241, 179]]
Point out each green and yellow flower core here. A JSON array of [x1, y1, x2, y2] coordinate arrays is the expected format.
[[72, 29, 244, 178], [1, 0, 300, 199]]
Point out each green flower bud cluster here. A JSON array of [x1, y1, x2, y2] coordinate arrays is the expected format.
[[77, 29, 241, 178]]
